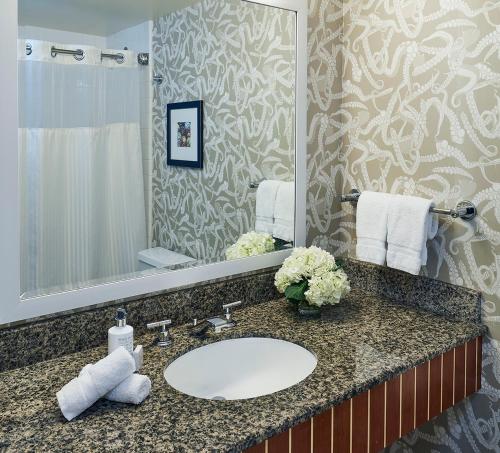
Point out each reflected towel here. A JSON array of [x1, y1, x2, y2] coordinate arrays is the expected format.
[[272, 182, 295, 242], [255, 180, 281, 234]]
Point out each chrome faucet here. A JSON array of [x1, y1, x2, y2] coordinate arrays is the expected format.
[[190, 301, 242, 336], [147, 319, 172, 347]]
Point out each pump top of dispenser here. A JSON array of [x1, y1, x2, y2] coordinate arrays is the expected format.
[[115, 308, 127, 327]]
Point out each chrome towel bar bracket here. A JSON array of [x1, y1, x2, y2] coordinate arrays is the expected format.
[[340, 189, 477, 221]]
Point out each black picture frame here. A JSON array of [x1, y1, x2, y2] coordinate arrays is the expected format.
[[166, 100, 204, 169]]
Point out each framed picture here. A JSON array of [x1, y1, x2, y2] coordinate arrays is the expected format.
[[166, 100, 203, 169]]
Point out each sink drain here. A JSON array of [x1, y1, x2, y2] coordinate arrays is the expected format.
[[212, 396, 226, 401]]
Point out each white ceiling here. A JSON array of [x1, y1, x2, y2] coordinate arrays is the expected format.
[[18, 0, 202, 36]]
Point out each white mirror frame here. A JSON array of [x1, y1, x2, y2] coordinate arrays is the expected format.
[[0, 0, 308, 325]]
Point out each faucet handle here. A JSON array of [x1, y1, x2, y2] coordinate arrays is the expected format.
[[147, 319, 172, 347], [222, 301, 242, 321], [147, 319, 171, 329], [222, 301, 242, 310]]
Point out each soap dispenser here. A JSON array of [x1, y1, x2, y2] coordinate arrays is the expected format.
[[108, 308, 134, 354]]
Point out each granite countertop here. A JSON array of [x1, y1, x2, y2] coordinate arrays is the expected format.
[[0, 289, 485, 452]]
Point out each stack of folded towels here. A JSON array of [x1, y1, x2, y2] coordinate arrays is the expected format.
[[355, 191, 439, 275], [255, 180, 295, 243], [56, 346, 151, 421]]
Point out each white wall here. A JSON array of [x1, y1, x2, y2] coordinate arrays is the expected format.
[[0, 0, 21, 324], [106, 20, 150, 51], [18, 25, 106, 47]]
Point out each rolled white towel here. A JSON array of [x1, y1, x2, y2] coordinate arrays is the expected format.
[[105, 374, 151, 404], [56, 346, 135, 421], [80, 365, 151, 405]]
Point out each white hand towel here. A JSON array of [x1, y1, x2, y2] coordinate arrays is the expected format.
[[255, 180, 281, 234], [421, 212, 439, 266], [272, 181, 295, 242], [56, 346, 135, 421], [355, 191, 394, 265], [80, 365, 151, 405], [386, 195, 437, 275]]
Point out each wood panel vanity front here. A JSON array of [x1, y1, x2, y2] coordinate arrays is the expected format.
[[246, 337, 483, 453]]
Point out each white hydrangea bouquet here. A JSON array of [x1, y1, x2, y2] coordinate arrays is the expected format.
[[226, 231, 275, 260], [275, 246, 350, 316]]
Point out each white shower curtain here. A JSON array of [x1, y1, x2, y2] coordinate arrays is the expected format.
[[18, 40, 147, 296]]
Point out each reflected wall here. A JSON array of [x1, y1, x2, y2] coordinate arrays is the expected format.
[[152, 0, 296, 262]]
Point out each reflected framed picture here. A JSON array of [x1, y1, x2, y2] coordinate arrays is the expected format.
[[166, 100, 203, 169]]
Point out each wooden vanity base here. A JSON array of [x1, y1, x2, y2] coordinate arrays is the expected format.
[[246, 336, 482, 453]]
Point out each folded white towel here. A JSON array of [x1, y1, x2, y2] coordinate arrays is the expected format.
[[273, 182, 295, 242], [386, 195, 438, 275], [255, 180, 281, 234], [56, 346, 135, 421], [355, 191, 394, 265], [80, 365, 151, 405], [421, 212, 439, 266]]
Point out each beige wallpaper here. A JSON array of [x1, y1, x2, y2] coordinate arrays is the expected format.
[[307, 0, 500, 451], [151, 0, 295, 262]]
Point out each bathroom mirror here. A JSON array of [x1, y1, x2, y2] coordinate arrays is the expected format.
[[0, 0, 307, 324], [18, 0, 297, 298]]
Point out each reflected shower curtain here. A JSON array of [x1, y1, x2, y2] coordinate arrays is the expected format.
[[18, 40, 147, 295]]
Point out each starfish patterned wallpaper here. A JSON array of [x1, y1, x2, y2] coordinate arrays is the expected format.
[[151, 0, 499, 449], [307, 0, 500, 451]]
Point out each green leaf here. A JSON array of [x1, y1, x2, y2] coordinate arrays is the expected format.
[[285, 279, 308, 301]]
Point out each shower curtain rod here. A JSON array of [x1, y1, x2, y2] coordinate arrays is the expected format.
[[25, 45, 125, 64], [24, 44, 149, 65]]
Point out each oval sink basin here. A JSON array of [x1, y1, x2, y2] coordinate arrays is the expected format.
[[164, 337, 317, 400]]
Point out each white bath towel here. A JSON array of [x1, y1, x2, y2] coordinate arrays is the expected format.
[[355, 191, 393, 265], [273, 182, 295, 242], [386, 195, 438, 275], [255, 180, 281, 234], [56, 346, 135, 421], [80, 365, 151, 405]]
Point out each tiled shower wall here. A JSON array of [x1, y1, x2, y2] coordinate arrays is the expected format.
[[306, 0, 500, 450]]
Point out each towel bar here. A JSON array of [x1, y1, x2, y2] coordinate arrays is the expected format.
[[340, 189, 477, 221]]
